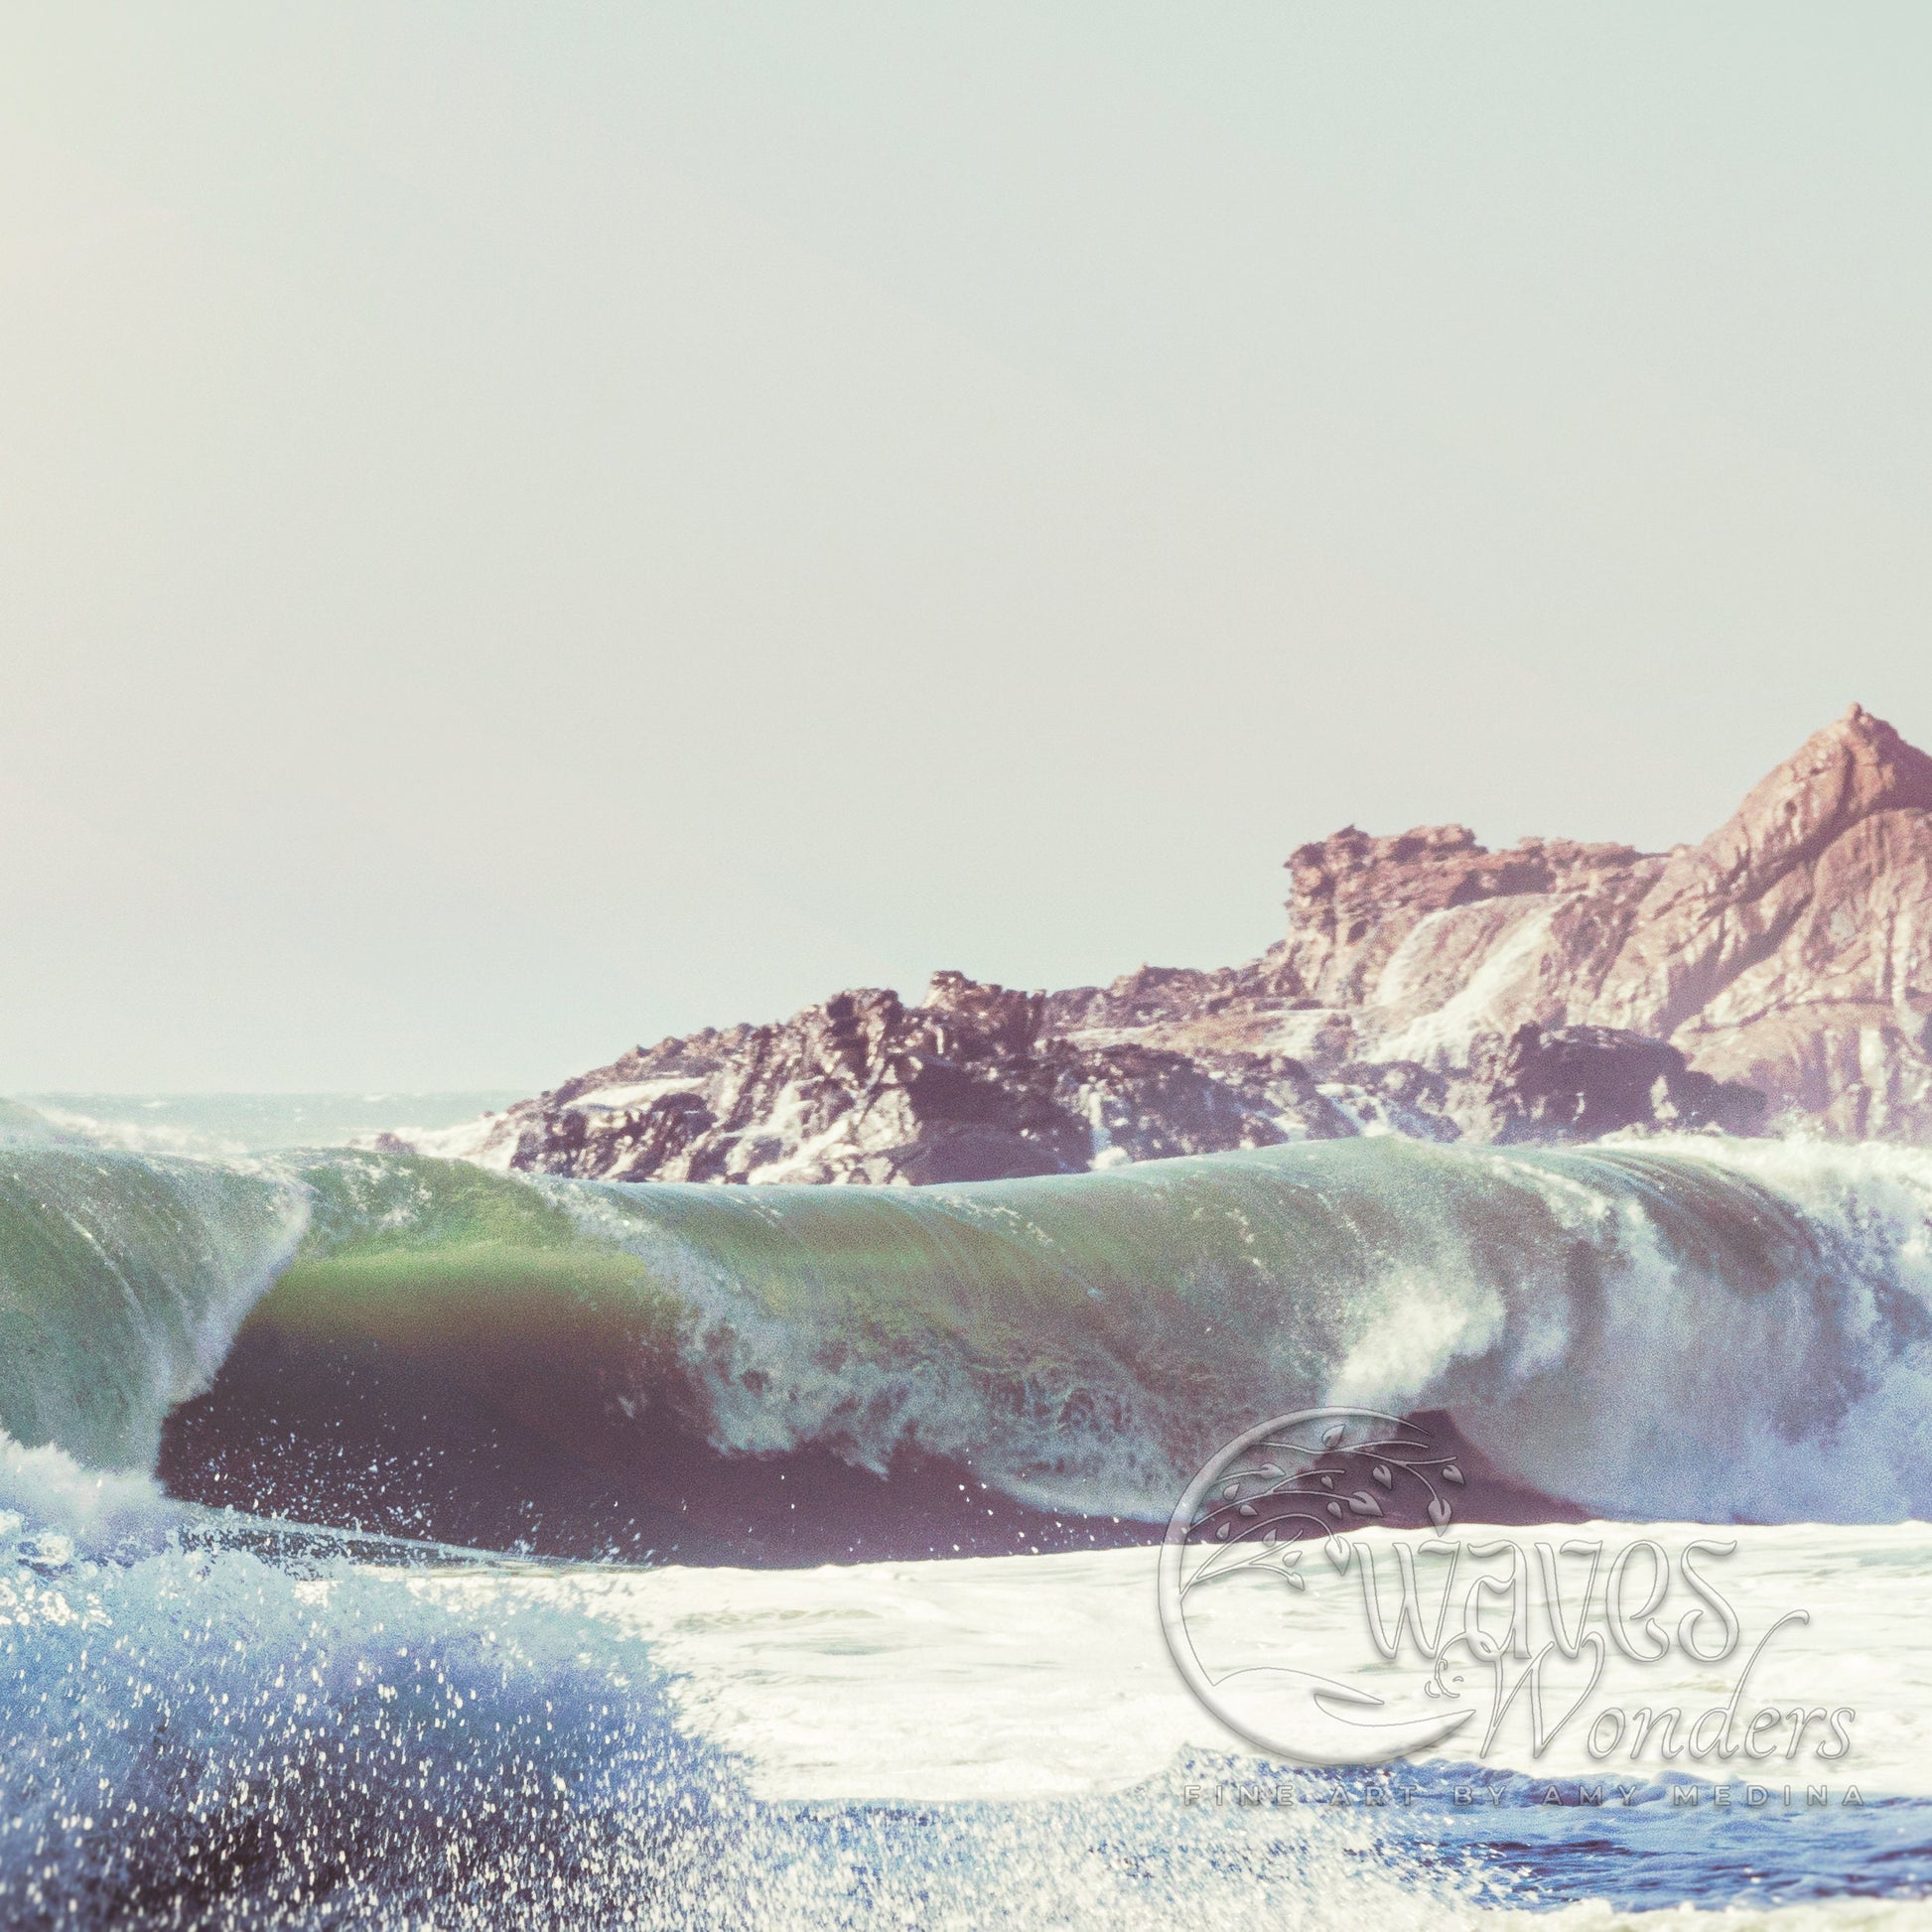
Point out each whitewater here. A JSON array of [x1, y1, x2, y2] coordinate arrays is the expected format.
[[4, 1097, 1932, 1925]]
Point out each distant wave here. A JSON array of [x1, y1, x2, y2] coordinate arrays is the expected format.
[[16, 1090, 525, 1159], [7, 1130, 1932, 1555]]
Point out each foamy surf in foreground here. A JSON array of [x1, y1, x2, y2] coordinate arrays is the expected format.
[[1, 1446, 1928, 1927], [480, 1527, 1932, 1801]]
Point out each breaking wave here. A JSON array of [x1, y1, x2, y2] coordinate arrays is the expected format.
[[8, 1130, 1932, 1546]]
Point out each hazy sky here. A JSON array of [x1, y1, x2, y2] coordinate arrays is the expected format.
[[5, 6, 1932, 1090]]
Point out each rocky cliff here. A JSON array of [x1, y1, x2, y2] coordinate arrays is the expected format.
[[419, 971, 1369, 1186], [1255, 702, 1932, 1139], [417, 706, 1931, 1182]]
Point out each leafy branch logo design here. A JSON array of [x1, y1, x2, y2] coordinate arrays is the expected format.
[[1158, 1407, 1478, 1766], [1181, 1411, 1464, 1596]]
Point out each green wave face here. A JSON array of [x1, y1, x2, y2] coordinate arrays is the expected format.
[[247, 1141, 1564, 1514], [10, 1136, 1932, 1525], [0, 1146, 305, 1470], [252, 1138, 1932, 1524], [542, 1140, 1560, 1506], [550, 1136, 1926, 1520], [255, 1152, 694, 1423]]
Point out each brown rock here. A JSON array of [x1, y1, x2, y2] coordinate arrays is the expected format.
[[1280, 825, 1652, 1009], [1588, 706, 1932, 1131], [1287, 704, 1932, 1138], [418, 705, 1932, 1182], [1449, 1023, 1766, 1145]]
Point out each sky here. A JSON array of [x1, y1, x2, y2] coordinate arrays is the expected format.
[[4, 5, 1932, 1091]]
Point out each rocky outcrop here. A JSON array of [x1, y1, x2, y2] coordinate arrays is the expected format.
[[417, 706, 1932, 1183], [1315, 704, 1932, 1137], [1584, 706, 1932, 1137], [1448, 1024, 1766, 1146], [1276, 827, 1657, 1013], [440, 970, 1361, 1186]]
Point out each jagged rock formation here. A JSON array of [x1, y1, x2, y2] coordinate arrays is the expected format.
[[419, 706, 1932, 1181], [1451, 1024, 1766, 1145], [430, 971, 1362, 1185], [1587, 708, 1932, 1137], [1249, 703, 1932, 1138], [1276, 827, 1656, 1015]]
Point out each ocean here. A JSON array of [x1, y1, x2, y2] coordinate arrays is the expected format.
[[3, 1094, 1929, 1927]]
